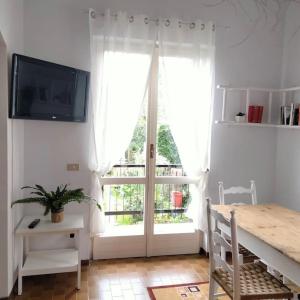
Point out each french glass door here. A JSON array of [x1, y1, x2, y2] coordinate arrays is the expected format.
[[93, 49, 201, 259]]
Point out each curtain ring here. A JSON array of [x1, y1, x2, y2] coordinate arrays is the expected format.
[[201, 23, 205, 30], [129, 16, 134, 23], [190, 22, 196, 29], [165, 19, 170, 27], [144, 17, 149, 24], [178, 21, 182, 28], [90, 10, 96, 19], [212, 24, 216, 31]]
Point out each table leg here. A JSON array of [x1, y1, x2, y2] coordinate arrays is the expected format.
[[77, 230, 81, 290], [18, 236, 23, 295], [25, 236, 29, 255]]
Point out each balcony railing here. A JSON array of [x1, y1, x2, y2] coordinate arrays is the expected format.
[[103, 164, 191, 225], [106, 164, 185, 177]]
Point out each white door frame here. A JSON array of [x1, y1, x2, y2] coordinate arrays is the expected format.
[[93, 48, 202, 259]]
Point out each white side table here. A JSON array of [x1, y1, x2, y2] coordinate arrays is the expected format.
[[15, 214, 84, 295]]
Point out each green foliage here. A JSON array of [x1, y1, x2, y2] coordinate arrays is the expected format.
[[11, 184, 101, 215], [182, 184, 191, 207], [125, 119, 181, 165], [112, 184, 143, 225], [154, 214, 190, 224], [111, 183, 192, 226], [109, 120, 187, 226], [116, 214, 143, 225], [157, 125, 181, 164], [126, 117, 146, 163]]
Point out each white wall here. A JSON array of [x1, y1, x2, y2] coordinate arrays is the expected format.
[[0, 31, 11, 300], [21, 0, 284, 258], [275, 2, 300, 211], [0, 0, 24, 297]]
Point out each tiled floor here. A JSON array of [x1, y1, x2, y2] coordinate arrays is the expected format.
[[11, 254, 209, 300]]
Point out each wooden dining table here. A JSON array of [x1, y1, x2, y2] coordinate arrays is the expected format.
[[212, 203, 300, 286]]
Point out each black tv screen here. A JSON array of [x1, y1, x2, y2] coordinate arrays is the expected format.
[[10, 54, 89, 122]]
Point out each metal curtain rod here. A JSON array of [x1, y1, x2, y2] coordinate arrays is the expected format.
[[84, 9, 229, 30]]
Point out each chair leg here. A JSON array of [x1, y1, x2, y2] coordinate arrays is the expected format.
[[238, 253, 243, 265], [209, 277, 217, 300]]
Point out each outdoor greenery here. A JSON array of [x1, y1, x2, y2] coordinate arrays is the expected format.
[[125, 116, 146, 164], [154, 213, 190, 224], [124, 118, 181, 166], [12, 184, 100, 215], [105, 118, 192, 226], [157, 124, 181, 164]]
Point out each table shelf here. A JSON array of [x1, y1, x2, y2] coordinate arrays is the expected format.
[[16, 214, 84, 295], [22, 249, 78, 276]]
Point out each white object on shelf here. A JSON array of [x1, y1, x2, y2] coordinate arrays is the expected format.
[[216, 84, 300, 126], [15, 214, 84, 295], [235, 115, 246, 122]]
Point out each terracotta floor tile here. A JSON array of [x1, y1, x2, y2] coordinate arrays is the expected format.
[[77, 293, 89, 300]]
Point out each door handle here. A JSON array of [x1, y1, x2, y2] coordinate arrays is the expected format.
[[150, 144, 154, 159]]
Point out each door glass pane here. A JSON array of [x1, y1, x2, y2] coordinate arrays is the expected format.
[[105, 101, 147, 177], [102, 184, 145, 236], [155, 73, 187, 177], [154, 184, 194, 234]]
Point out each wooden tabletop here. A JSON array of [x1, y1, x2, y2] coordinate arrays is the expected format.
[[212, 203, 300, 265]]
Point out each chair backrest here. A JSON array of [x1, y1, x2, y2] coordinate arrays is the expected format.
[[207, 198, 241, 299], [218, 180, 257, 205]]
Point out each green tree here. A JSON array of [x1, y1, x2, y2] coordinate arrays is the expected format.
[[157, 124, 181, 164], [113, 121, 184, 226], [126, 117, 146, 163]]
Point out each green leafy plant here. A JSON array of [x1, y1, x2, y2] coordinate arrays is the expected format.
[[126, 116, 146, 163], [157, 124, 181, 164], [11, 184, 101, 215]]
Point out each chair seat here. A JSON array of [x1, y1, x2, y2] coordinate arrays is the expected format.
[[212, 263, 293, 299]]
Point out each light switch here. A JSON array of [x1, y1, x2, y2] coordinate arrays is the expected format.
[[67, 163, 80, 171]]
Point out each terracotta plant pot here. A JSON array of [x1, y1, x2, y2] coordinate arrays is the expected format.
[[51, 208, 64, 223], [171, 191, 183, 208]]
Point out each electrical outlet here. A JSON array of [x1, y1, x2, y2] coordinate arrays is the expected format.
[[70, 233, 75, 238], [67, 163, 79, 171]]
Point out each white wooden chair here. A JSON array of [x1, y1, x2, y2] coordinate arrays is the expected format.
[[206, 198, 293, 300], [218, 180, 257, 263], [218, 180, 257, 205], [219, 182, 298, 297]]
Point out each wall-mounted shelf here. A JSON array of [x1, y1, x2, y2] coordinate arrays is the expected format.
[[215, 120, 300, 129], [217, 84, 300, 126]]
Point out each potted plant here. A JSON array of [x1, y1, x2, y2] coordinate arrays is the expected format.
[[235, 112, 246, 122], [171, 191, 183, 208], [11, 184, 101, 223]]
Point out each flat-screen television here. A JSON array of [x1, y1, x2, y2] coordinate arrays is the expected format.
[[10, 54, 89, 122]]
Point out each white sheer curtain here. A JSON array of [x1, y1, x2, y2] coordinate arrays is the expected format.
[[158, 19, 215, 231], [88, 9, 157, 236]]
